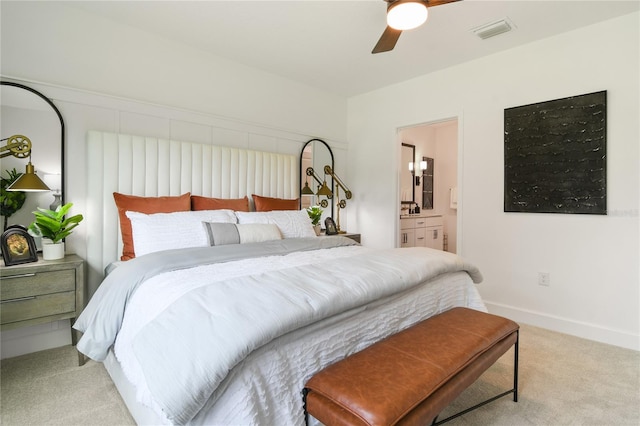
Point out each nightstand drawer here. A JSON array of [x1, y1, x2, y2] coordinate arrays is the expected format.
[[1, 290, 76, 324], [1, 270, 76, 301]]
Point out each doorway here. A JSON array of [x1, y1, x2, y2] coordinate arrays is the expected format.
[[398, 118, 458, 253]]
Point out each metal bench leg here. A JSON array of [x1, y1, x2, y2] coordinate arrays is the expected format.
[[433, 332, 520, 425], [514, 329, 519, 402], [302, 388, 309, 426]]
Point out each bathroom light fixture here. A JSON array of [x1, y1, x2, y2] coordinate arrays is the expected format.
[[387, 0, 428, 31], [1, 135, 51, 192], [409, 161, 418, 186], [414, 159, 428, 186]]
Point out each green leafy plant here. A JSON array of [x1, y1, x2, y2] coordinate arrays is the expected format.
[[28, 203, 83, 244], [1, 168, 27, 231], [306, 205, 323, 226]]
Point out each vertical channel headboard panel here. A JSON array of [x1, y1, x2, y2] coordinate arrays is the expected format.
[[86, 131, 298, 289]]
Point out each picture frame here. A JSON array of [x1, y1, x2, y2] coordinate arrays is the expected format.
[[504, 90, 607, 214], [1, 225, 38, 266], [324, 217, 338, 235]]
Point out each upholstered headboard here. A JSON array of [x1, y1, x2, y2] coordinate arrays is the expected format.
[[85, 130, 298, 289]]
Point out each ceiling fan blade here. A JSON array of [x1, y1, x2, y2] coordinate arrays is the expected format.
[[426, 0, 462, 7], [372, 26, 402, 54]]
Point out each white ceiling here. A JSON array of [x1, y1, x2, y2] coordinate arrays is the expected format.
[[67, 0, 640, 97]]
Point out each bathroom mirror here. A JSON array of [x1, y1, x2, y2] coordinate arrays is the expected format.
[[300, 138, 334, 220], [1, 81, 65, 227], [401, 143, 415, 206]]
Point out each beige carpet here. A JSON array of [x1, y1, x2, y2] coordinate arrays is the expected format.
[[1, 324, 638, 425]]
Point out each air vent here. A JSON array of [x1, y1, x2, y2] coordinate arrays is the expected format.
[[472, 18, 514, 40]]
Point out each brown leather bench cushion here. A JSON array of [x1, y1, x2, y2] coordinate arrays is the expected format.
[[304, 307, 519, 426]]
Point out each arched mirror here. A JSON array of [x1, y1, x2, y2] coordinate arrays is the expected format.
[[401, 143, 416, 211], [300, 138, 334, 221], [1, 81, 65, 229]]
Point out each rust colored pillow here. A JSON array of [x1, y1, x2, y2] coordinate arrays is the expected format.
[[191, 195, 249, 212], [113, 192, 191, 261], [252, 194, 300, 212]]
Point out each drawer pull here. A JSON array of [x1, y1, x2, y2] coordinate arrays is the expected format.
[[2, 273, 36, 279], [1, 296, 36, 303]]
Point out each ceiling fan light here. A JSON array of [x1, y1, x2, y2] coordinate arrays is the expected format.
[[387, 1, 428, 31]]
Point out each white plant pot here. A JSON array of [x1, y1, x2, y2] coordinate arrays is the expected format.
[[42, 240, 65, 260], [313, 224, 322, 236]]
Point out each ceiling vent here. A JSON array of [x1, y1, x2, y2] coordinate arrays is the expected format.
[[471, 18, 514, 40]]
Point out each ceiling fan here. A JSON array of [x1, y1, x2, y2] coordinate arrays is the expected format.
[[372, 0, 461, 54]]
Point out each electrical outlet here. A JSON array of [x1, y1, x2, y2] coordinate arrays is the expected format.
[[538, 272, 550, 287]]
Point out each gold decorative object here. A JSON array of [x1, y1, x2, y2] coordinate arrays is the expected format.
[[303, 167, 332, 208], [323, 165, 352, 233], [0, 135, 50, 192]]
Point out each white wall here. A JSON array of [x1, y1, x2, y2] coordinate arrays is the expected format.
[[0, 2, 347, 143], [348, 13, 639, 350], [433, 124, 458, 253], [0, 2, 349, 358]]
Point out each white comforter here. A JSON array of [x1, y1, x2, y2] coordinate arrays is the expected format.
[[76, 238, 484, 425]]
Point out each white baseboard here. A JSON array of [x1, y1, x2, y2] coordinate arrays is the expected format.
[[484, 301, 639, 352]]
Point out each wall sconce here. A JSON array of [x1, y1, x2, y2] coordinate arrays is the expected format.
[[409, 161, 418, 186], [302, 166, 332, 208], [323, 165, 352, 233], [409, 160, 427, 186], [0, 135, 50, 192]]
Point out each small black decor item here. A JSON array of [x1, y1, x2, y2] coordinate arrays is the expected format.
[[504, 91, 607, 214], [324, 217, 338, 235], [1, 225, 38, 266]]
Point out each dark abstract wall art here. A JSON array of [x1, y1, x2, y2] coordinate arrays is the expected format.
[[504, 91, 606, 214]]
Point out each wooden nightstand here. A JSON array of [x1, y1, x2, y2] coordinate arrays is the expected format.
[[341, 233, 361, 244], [1, 254, 85, 364], [320, 232, 361, 244]]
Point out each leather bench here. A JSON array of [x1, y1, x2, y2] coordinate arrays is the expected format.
[[303, 307, 519, 426]]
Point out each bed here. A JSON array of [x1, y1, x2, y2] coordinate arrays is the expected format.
[[75, 131, 485, 425]]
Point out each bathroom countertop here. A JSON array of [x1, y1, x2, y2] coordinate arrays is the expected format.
[[400, 213, 442, 219]]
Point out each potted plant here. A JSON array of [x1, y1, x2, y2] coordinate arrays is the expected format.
[[1, 168, 27, 231], [306, 205, 323, 236], [28, 202, 83, 260]]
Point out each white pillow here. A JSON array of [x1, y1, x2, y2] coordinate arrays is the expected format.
[[235, 210, 316, 239], [237, 223, 282, 244], [126, 210, 237, 256]]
